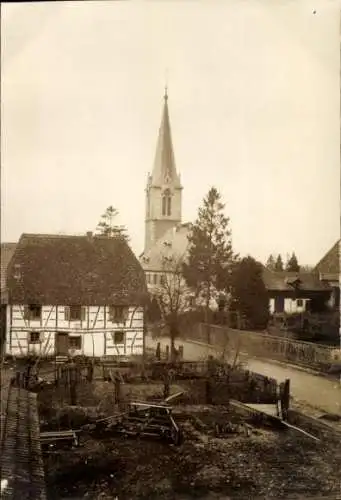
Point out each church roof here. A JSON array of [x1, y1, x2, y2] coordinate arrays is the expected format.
[[140, 223, 191, 271], [149, 90, 182, 188]]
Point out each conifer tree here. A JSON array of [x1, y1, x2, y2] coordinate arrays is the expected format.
[[266, 254, 276, 270], [182, 187, 236, 339], [230, 256, 269, 330], [274, 254, 284, 271], [96, 206, 129, 241], [285, 252, 300, 272]]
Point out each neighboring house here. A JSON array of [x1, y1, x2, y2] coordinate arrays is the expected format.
[[314, 239, 340, 310], [263, 269, 332, 315], [1, 243, 17, 354], [1, 243, 17, 304], [5, 233, 148, 358]]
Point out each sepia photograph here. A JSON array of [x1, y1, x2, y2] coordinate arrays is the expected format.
[[1, 1, 340, 499]]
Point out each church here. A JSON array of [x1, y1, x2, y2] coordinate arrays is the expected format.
[[139, 89, 191, 292], [138, 91, 339, 324]]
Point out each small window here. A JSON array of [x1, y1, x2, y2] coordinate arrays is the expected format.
[[65, 306, 86, 321], [113, 330, 125, 344], [153, 274, 158, 285], [25, 305, 42, 321], [296, 299, 303, 307], [29, 331, 41, 344], [187, 296, 195, 307], [109, 306, 128, 323], [69, 336, 82, 350]]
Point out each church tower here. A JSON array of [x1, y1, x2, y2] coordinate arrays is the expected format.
[[144, 89, 183, 252]]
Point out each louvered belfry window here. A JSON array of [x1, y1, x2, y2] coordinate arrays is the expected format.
[[162, 189, 172, 216]]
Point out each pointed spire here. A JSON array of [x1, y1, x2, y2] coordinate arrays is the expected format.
[[150, 89, 181, 188]]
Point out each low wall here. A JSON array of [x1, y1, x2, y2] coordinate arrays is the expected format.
[[184, 323, 339, 373]]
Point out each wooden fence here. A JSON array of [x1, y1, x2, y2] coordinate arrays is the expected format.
[[186, 323, 339, 373]]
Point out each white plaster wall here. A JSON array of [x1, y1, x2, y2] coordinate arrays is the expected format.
[[269, 297, 309, 315], [6, 305, 145, 357]]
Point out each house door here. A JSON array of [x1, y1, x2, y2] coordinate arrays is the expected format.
[[56, 333, 69, 355], [274, 296, 285, 313]]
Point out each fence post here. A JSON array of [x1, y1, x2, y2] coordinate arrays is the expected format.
[[281, 378, 290, 421], [114, 372, 121, 405], [163, 369, 170, 400], [69, 361, 78, 406], [156, 342, 161, 360]]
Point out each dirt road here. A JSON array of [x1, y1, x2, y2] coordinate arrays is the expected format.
[[146, 335, 341, 416]]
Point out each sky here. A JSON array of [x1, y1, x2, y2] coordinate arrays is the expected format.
[[1, 0, 340, 266]]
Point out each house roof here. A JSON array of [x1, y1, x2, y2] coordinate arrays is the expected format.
[[1, 243, 17, 303], [262, 268, 331, 292], [314, 239, 340, 275], [7, 233, 148, 306], [140, 223, 191, 271], [1, 243, 17, 290]]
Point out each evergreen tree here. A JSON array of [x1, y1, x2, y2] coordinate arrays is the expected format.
[[230, 256, 269, 330], [285, 252, 300, 272], [96, 206, 129, 241], [265, 254, 276, 270], [182, 187, 236, 336], [274, 254, 284, 271]]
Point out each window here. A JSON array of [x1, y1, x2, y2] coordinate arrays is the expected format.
[[187, 296, 195, 307], [109, 306, 129, 323], [162, 189, 172, 216], [69, 336, 82, 350], [65, 306, 86, 321], [113, 330, 125, 344], [153, 274, 158, 285], [296, 299, 303, 307], [29, 331, 41, 344], [160, 275, 166, 286], [24, 305, 42, 321]]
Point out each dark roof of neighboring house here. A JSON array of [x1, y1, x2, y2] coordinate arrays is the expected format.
[[262, 268, 331, 292], [0, 386, 47, 499], [1, 243, 17, 291], [314, 239, 340, 274], [7, 233, 148, 306]]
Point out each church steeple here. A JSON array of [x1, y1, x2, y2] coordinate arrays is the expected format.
[[150, 89, 181, 188], [144, 90, 183, 253]]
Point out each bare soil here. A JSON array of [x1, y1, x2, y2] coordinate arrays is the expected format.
[[39, 380, 341, 500]]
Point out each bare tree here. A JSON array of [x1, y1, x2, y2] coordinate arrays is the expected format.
[[154, 255, 190, 361]]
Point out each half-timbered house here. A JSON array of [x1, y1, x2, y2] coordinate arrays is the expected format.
[[5, 233, 148, 358]]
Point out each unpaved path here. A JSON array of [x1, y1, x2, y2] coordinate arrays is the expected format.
[[147, 336, 341, 416]]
